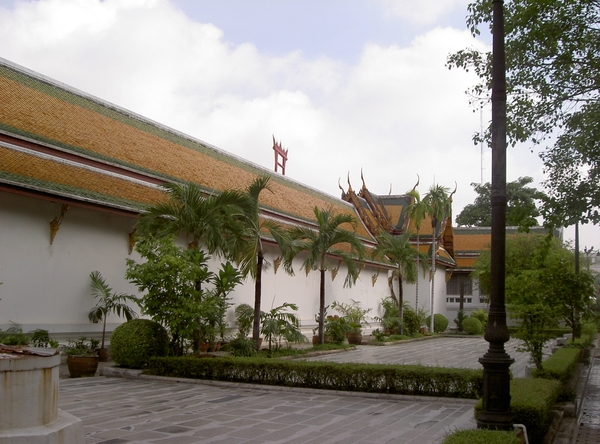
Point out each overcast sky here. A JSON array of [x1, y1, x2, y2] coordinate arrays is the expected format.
[[0, 0, 596, 249]]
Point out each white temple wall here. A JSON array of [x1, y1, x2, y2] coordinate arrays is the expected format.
[[1, 191, 391, 338]]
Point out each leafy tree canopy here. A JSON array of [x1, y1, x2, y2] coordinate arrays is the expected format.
[[448, 0, 600, 226], [455, 176, 545, 229]]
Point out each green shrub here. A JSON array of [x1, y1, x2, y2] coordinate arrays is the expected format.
[[425, 313, 449, 333], [462, 317, 483, 335], [475, 378, 561, 444], [0, 325, 28, 345], [110, 319, 169, 368], [149, 357, 484, 398], [470, 308, 488, 330], [442, 429, 519, 444], [226, 336, 257, 357], [403, 304, 426, 335], [536, 347, 581, 383]]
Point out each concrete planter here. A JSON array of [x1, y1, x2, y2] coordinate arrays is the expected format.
[[0, 353, 84, 443]]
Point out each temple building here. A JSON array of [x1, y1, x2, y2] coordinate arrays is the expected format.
[[0, 56, 492, 339]]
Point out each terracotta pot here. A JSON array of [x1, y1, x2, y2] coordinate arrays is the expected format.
[[97, 348, 110, 362], [347, 333, 363, 345], [199, 342, 209, 353], [67, 355, 99, 378]]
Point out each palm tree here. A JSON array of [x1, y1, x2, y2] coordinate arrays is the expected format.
[[135, 181, 248, 352], [136, 181, 248, 260], [287, 207, 365, 344], [423, 184, 452, 332], [371, 231, 429, 334], [405, 182, 428, 311], [234, 175, 295, 348], [88, 271, 138, 353]]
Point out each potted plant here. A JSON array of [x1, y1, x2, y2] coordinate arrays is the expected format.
[[88, 271, 138, 361], [374, 297, 403, 335], [331, 299, 371, 345], [64, 337, 100, 378]]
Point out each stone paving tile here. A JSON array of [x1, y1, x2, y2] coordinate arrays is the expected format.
[[59, 336, 568, 443]]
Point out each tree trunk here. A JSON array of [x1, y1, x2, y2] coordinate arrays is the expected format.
[[415, 231, 420, 310], [397, 273, 404, 335], [318, 268, 326, 344], [430, 219, 437, 333], [252, 252, 263, 349]]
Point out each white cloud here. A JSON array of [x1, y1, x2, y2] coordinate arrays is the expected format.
[[0, 0, 554, 235], [376, 0, 468, 26]]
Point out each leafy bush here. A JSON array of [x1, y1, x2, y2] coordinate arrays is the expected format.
[[403, 304, 426, 335], [110, 319, 169, 368], [225, 336, 257, 357], [454, 309, 466, 332], [462, 317, 483, 335], [234, 303, 254, 338], [475, 378, 561, 444], [470, 308, 488, 330], [442, 429, 519, 444], [536, 347, 581, 383], [0, 324, 28, 345], [149, 357, 484, 398], [425, 313, 449, 333]]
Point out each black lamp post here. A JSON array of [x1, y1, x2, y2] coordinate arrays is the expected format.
[[477, 0, 514, 430]]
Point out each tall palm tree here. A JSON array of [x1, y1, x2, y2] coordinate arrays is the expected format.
[[234, 175, 294, 347], [423, 184, 451, 332], [135, 181, 248, 351], [371, 231, 429, 334], [136, 181, 248, 259], [405, 183, 428, 310], [286, 207, 365, 344]]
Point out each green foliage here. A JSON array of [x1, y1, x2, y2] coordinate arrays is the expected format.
[[110, 319, 169, 368], [470, 308, 488, 330], [403, 303, 427, 335], [126, 235, 211, 353], [474, 378, 561, 444], [455, 178, 545, 230], [286, 206, 366, 344], [88, 270, 138, 349], [29, 329, 59, 348], [126, 236, 241, 355], [324, 315, 352, 344], [234, 303, 255, 338], [454, 310, 466, 332], [442, 429, 520, 444], [149, 357, 483, 398], [331, 299, 371, 334], [65, 337, 99, 356], [374, 297, 403, 334], [225, 336, 257, 357], [536, 347, 581, 384], [474, 233, 595, 368], [425, 313, 449, 333], [260, 302, 306, 352], [371, 231, 430, 334], [462, 316, 483, 335], [448, 0, 600, 225], [0, 324, 29, 345]]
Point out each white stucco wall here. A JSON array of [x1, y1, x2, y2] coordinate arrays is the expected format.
[[0, 191, 393, 338]]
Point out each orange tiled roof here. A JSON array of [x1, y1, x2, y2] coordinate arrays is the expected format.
[[0, 58, 371, 238]]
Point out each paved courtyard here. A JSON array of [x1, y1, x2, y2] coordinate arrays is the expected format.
[[56, 336, 562, 444]]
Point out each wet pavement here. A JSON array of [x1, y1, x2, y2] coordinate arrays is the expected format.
[[56, 336, 591, 443]]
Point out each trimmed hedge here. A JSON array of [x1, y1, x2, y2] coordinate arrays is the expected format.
[[148, 357, 484, 398], [475, 378, 561, 444], [462, 317, 483, 335], [442, 429, 520, 444], [111, 319, 169, 369], [536, 347, 581, 383]]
